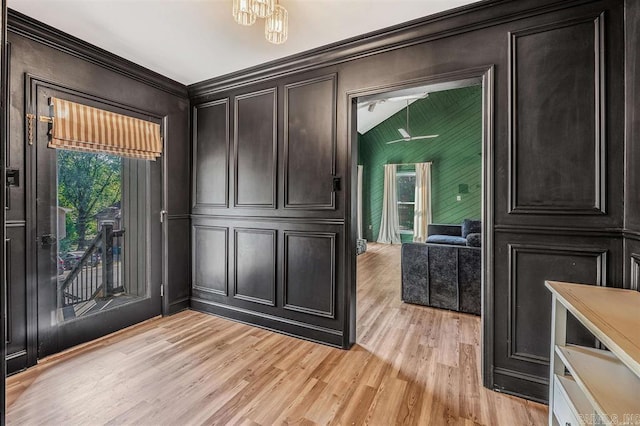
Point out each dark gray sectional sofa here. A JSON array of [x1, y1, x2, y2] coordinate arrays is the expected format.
[[401, 221, 482, 315]]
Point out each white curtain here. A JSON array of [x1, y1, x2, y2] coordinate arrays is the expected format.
[[377, 164, 401, 244], [357, 165, 364, 240], [413, 162, 432, 243]]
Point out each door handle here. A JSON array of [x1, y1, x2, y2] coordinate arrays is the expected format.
[[39, 234, 57, 247]]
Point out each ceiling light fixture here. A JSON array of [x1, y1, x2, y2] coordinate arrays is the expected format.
[[252, 0, 275, 18], [232, 0, 288, 44], [232, 0, 256, 26], [265, 4, 288, 45]]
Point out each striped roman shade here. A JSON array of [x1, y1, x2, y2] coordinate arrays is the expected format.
[[49, 97, 162, 160]]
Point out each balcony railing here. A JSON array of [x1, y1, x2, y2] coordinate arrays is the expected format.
[[59, 224, 124, 308]]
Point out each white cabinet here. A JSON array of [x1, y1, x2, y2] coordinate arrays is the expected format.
[[546, 281, 640, 426]]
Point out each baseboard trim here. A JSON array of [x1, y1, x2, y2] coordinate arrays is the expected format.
[[493, 367, 549, 404], [6, 350, 28, 376], [167, 297, 190, 315], [190, 297, 344, 348]]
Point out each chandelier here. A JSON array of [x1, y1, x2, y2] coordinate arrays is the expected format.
[[233, 0, 288, 45]]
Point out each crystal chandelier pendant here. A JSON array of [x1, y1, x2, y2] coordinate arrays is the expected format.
[[233, 0, 256, 26], [251, 0, 275, 18], [265, 4, 288, 44]]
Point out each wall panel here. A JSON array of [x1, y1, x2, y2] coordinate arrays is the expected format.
[[283, 231, 336, 318], [624, 237, 640, 291], [192, 225, 228, 296], [233, 88, 277, 208], [233, 228, 276, 306], [493, 231, 622, 401], [193, 99, 228, 208], [284, 75, 336, 209], [5, 226, 27, 373], [167, 218, 191, 313], [509, 15, 605, 215]]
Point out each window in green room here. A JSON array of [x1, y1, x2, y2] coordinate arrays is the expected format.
[[396, 171, 416, 234]]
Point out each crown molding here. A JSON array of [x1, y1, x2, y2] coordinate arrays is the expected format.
[[188, 0, 597, 99]]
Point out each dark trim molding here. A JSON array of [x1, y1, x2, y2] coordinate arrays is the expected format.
[[166, 214, 190, 221], [191, 213, 345, 226], [5, 220, 25, 228], [7, 8, 188, 98], [5, 349, 26, 361], [167, 297, 190, 315], [493, 367, 549, 404], [191, 297, 344, 347], [495, 224, 623, 237], [624, 229, 640, 240], [188, 0, 598, 98]]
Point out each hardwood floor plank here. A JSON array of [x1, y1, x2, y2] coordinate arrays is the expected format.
[[6, 243, 548, 425]]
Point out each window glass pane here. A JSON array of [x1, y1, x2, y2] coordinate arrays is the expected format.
[[397, 174, 416, 203], [57, 150, 147, 321], [398, 203, 415, 231]]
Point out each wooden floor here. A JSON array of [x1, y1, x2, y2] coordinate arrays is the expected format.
[[6, 243, 547, 425]]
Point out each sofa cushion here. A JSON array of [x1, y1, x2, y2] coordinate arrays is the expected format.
[[462, 219, 481, 238], [466, 233, 481, 247], [426, 235, 467, 246]]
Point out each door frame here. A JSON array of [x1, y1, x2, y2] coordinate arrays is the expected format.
[[345, 65, 495, 388], [24, 73, 168, 364]]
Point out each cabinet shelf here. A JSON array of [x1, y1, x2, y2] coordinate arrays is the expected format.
[[555, 374, 592, 420], [546, 281, 640, 426], [556, 345, 640, 424], [546, 281, 640, 377]]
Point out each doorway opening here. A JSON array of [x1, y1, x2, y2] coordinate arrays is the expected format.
[[350, 67, 494, 388]]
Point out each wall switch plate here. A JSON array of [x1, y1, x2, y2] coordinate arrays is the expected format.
[[6, 169, 19, 187], [456, 195, 462, 201]]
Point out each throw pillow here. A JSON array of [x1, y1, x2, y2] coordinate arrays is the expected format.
[[466, 233, 481, 247], [462, 219, 481, 238]]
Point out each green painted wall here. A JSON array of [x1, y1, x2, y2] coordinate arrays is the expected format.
[[358, 85, 482, 242]]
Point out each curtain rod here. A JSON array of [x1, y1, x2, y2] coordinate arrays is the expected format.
[[384, 161, 432, 166]]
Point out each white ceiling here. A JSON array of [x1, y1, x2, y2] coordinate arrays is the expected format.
[[356, 77, 481, 134], [8, 0, 480, 85]]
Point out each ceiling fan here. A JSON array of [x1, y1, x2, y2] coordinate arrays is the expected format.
[[386, 100, 438, 144]]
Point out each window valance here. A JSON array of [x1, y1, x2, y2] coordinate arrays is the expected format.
[[48, 97, 162, 160]]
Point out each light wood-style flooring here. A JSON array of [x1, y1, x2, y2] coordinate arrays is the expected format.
[[6, 243, 547, 425]]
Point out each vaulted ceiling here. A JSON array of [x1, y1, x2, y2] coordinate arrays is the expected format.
[[8, 0, 480, 85]]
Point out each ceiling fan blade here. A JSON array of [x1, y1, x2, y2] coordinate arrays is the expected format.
[[385, 134, 438, 144], [385, 138, 410, 145], [410, 135, 439, 140]]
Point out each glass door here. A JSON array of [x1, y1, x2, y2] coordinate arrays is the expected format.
[[32, 85, 163, 358]]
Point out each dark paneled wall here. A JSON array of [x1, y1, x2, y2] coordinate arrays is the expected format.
[[5, 11, 190, 373], [191, 70, 344, 346], [190, 0, 629, 402]]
